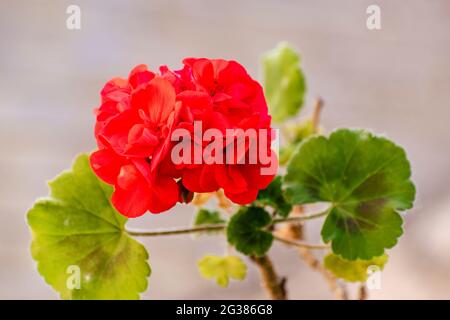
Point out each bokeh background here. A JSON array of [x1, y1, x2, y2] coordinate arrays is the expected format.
[[1, 0, 449, 299]]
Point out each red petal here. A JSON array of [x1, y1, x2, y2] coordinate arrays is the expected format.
[[182, 165, 219, 193], [101, 78, 130, 103], [132, 77, 176, 125], [112, 164, 151, 217], [215, 165, 248, 193], [125, 124, 159, 157], [147, 175, 179, 213], [90, 149, 124, 185], [190, 59, 215, 92], [128, 64, 155, 89], [224, 188, 259, 205], [112, 185, 151, 218]]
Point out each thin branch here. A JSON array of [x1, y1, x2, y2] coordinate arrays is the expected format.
[[299, 245, 348, 300], [271, 209, 329, 224], [279, 206, 348, 300], [126, 224, 225, 237], [273, 234, 330, 250], [311, 97, 324, 133], [358, 283, 368, 300], [126, 210, 328, 237], [251, 255, 287, 300]]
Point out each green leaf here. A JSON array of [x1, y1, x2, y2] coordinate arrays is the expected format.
[[197, 255, 247, 287], [256, 176, 292, 217], [284, 129, 415, 260], [227, 206, 273, 256], [194, 209, 225, 226], [324, 253, 388, 282], [262, 42, 306, 123], [27, 154, 151, 299], [280, 119, 319, 166]]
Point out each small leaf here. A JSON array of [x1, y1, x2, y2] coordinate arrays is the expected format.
[[227, 206, 273, 256], [280, 119, 320, 166], [194, 208, 225, 226], [197, 255, 247, 287], [262, 42, 306, 123], [256, 176, 292, 217], [27, 154, 151, 299], [284, 118, 316, 143], [284, 129, 415, 260], [324, 253, 388, 282]]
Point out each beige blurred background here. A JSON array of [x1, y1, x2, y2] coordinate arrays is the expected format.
[[1, 0, 449, 299]]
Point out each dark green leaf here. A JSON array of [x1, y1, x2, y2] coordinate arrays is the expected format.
[[256, 176, 292, 217], [284, 129, 415, 260], [227, 207, 273, 256]]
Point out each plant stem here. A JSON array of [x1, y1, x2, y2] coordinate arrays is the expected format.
[[299, 244, 348, 300], [279, 206, 348, 300], [126, 224, 225, 237], [126, 210, 328, 237], [272, 209, 328, 224], [251, 255, 287, 300], [273, 234, 329, 250], [311, 97, 324, 133], [358, 283, 368, 300]]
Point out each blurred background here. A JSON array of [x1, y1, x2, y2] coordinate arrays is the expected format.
[[1, 0, 449, 299]]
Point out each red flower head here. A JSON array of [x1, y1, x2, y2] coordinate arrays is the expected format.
[[91, 65, 181, 217], [167, 58, 277, 204], [90, 59, 277, 218]]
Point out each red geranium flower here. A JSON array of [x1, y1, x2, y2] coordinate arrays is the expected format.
[[90, 59, 277, 218], [91, 65, 180, 217]]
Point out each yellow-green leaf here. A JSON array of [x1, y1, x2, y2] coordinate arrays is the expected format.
[[27, 154, 151, 299], [197, 255, 247, 287], [324, 253, 388, 282]]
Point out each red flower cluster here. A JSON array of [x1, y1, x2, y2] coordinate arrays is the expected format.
[[90, 59, 277, 217]]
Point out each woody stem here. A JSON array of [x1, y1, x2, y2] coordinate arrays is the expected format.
[[311, 97, 324, 133], [251, 255, 287, 300]]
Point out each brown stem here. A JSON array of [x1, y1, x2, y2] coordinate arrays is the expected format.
[[251, 255, 287, 300], [358, 283, 368, 300], [279, 206, 348, 300], [273, 234, 330, 250], [311, 97, 324, 133]]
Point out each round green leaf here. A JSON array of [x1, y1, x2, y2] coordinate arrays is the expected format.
[[227, 207, 273, 257], [284, 129, 415, 260], [27, 154, 151, 299], [256, 175, 292, 217], [262, 42, 306, 123], [197, 255, 247, 287], [324, 253, 388, 282]]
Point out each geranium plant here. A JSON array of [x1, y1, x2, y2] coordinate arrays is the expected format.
[[27, 42, 415, 300]]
